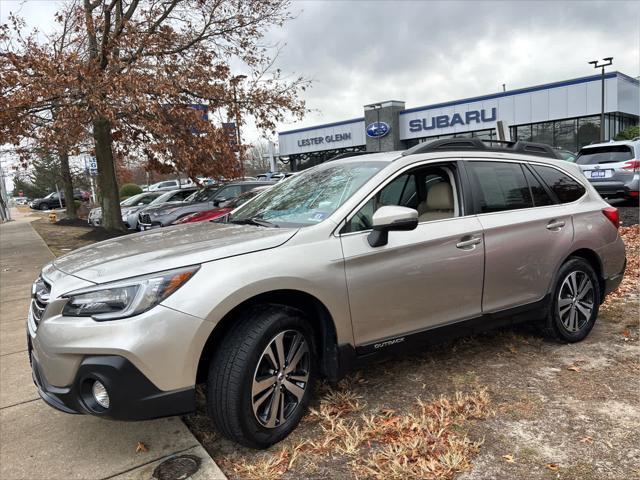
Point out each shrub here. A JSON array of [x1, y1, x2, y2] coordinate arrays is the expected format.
[[614, 125, 639, 141], [119, 183, 142, 197]]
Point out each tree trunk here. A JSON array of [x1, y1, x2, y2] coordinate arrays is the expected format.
[[59, 151, 77, 220], [92, 115, 124, 231]]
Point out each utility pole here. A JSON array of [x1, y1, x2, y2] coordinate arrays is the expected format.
[[588, 57, 613, 142]]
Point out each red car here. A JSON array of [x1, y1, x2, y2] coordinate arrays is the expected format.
[[173, 186, 270, 225]]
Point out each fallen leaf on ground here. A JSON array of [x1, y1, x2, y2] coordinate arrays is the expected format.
[[579, 436, 594, 444], [546, 463, 559, 471], [135, 441, 148, 453], [567, 365, 581, 372], [502, 454, 515, 463]]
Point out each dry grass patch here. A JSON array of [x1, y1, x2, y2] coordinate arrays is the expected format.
[[225, 386, 491, 480]]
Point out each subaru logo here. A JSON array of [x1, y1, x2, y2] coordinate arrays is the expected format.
[[366, 121, 390, 138]]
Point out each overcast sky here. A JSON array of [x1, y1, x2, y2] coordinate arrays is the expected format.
[[1, 0, 639, 143]]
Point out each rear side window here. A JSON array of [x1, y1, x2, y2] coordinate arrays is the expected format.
[[576, 145, 634, 165], [532, 165, 585, 203], [523, 167, 554, 207], [467, 162, 533, 213]]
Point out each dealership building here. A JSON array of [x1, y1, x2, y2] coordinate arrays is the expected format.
[[277, 71, 639, 170]]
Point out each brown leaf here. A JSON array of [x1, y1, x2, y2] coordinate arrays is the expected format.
[[546, 463, 559, 471], [567, 365, 581, 372], [579, 436, 594, 444], [502, 454, 515, 463], [135, 441, 148, 453], [622, 329, 631, 338]]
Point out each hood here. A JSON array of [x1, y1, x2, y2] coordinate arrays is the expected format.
[[54, 222, 298, 284]]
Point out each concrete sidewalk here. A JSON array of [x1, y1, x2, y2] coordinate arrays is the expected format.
[[0, 216, 225, 480]]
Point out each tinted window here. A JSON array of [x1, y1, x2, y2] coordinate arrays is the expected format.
[[523, 167, 554, 207], [467, 162, 532, 213], [215, 185, 243, 200], [576, 145, 634, 165], [532, 165, 585, 203]]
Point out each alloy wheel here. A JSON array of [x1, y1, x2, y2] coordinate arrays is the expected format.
[[251, 329, 310, 428], [558, 271, 594, 333]]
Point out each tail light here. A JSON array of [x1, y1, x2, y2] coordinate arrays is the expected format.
[[602, 207, 619, 229], [621, 160, 640, 171]]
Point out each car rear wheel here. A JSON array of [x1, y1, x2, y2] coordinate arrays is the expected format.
[[543, 257, 600, 342], [207, 304, 316, 448]]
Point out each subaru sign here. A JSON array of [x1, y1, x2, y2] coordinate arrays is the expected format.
[[366, 121, 391, 138], [408, 108, 497, 133]]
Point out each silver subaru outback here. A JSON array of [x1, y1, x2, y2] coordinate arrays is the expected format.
[[27, 139, 626, 448]]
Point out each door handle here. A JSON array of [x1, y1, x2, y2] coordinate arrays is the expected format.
[[546, 220, 566, 231], [456, 237, 482, 249]]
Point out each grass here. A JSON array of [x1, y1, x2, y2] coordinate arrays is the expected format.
[[227, 384, 491, 480]]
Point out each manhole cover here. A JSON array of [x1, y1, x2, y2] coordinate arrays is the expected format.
[[152, 454, 201, 480]]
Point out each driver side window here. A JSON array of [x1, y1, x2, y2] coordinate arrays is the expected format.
[[344, 165, 457, 233]]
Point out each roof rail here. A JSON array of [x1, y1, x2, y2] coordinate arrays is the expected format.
[[402, 138, 561, 159]]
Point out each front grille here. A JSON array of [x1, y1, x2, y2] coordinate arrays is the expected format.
[[139, 213, 151, 225], [30, 277, 51, 332]]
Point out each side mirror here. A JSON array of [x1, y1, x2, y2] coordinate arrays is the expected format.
[[367, 206, 418, 247]]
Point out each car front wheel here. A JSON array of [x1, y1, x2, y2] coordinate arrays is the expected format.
[[207, 305, 316, 448], [544, 257, 600, 342], [39, 203, 49, 211]]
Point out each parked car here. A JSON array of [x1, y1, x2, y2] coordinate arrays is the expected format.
[[256, 171, 295, 181], [122, 187, 197, 229], [173, 186, 271, 225], [576, 139, 639, 202], [30, 192, 66, 210], [13, 197, 30, 206], [88, 192, 162, 227], [143, 180, 181, 191], [137, 181, 273, 230], [26, 139, 625, 449], [555, 149, 577, 162]]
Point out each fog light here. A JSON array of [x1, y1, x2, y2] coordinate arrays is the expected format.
[[92, 380, 110, 408]]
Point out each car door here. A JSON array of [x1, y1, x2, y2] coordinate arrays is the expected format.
[[340, 162, 485, 349], [465, 160, 575, 313]]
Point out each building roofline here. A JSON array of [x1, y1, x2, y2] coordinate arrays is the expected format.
[[279, 117, 364, 136], [399, 72, 627, 115]]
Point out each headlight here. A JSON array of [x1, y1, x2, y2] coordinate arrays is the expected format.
[[121, 209, 133, 216], [62, 266, 199, 320]]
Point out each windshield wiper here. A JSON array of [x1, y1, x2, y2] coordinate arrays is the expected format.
[[228, 217, 278, 228]]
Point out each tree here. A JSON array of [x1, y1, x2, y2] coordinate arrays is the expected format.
[[1, 0, 308, 230], [615, 125, 639, 141], [245, 139, 273, 175], [0, 7, 91, 219]]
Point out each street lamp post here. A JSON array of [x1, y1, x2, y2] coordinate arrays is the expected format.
[[230, 74, 247, 177], [588, 57, 613, 142]]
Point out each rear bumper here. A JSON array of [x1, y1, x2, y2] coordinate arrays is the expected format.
[[590, 178, 639, 198], [603, 257, 626, 298], [29, 337, 195, 420]]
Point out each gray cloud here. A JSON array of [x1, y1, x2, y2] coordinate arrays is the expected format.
[[266, 0, 640, 136]]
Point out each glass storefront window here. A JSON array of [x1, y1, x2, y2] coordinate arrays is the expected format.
[[553, 119, 577, 152], [515, 125, 532, 142], [577, 116, 600, 148], [532, 122, 554, 146]]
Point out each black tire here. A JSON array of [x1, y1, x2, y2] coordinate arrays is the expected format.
[[39, 203, 49, 211], [542, 257, 600, 342], [207, 304, 316, 448]]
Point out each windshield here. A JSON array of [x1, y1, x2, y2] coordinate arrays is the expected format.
[[121, 192, 157, 206], [186, 186, 222, 203], [577, 145, 634, 165], [151, 191, 176, 204], [229, 161, 383, 227]]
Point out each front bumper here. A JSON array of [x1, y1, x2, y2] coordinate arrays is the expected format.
[[29, 335, 195, 420]]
